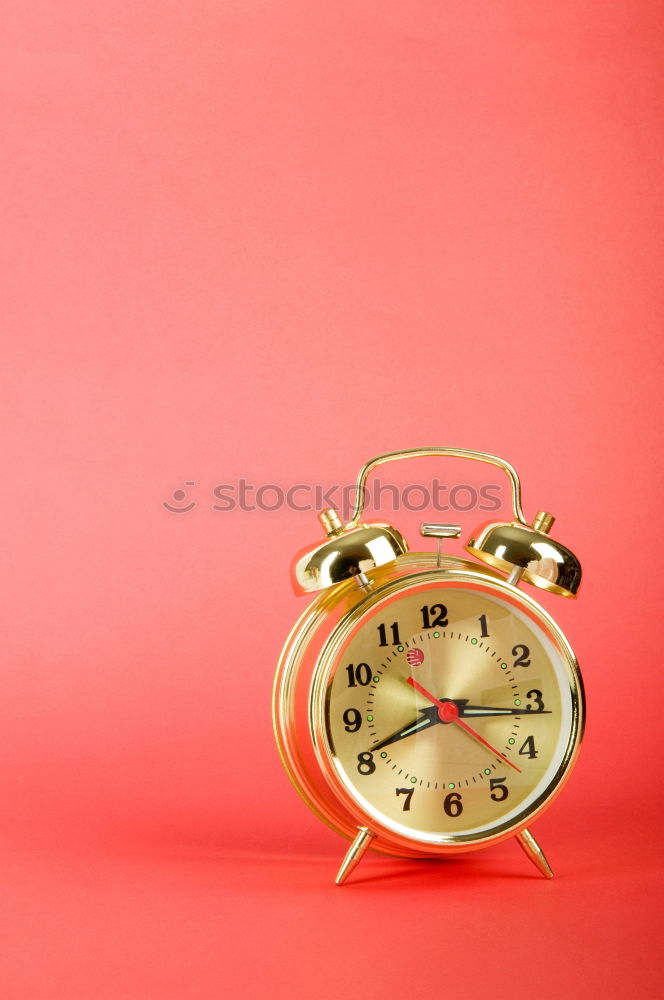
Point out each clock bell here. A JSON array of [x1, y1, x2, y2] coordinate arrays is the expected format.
[[291, 447, 581, 601]]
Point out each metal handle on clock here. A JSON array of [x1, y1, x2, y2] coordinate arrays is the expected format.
[[346, 448, 528, 528]]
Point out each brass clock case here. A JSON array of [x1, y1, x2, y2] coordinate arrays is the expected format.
[[274, 447, 585, 882], [273, 552, 584, 861]]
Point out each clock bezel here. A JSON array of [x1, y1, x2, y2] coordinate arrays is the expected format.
[[308, 561, 584, 856]]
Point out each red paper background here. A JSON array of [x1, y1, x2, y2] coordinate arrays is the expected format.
[[2, 2, 663, 997]]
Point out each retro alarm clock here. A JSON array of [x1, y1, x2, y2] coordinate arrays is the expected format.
[[273, 449, 584, 884]]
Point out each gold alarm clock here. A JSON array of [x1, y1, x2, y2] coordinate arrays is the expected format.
[[273, 449, 584, 884]]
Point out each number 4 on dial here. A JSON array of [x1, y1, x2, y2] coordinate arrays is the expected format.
[[519, 736, 538, 759]]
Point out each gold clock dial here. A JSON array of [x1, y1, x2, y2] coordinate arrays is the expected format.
[[320, 577, 580, 846]]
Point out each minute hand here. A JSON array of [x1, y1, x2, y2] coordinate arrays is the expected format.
[[459, 704, 551, 718], [406, 678, 522, 773]]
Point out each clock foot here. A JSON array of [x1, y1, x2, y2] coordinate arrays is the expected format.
[[516, 827, 554, 878], [335, 827, 375, 885]]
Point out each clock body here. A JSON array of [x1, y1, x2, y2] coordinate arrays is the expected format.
[[273, 552, 584, 859]]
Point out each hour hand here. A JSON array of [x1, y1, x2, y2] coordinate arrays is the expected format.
[[371, 706, 439, 752]]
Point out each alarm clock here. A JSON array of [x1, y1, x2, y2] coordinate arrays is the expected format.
[[273, 448, 584, 884]]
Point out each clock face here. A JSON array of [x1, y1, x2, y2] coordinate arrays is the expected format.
[[316, 575, 582, 847]]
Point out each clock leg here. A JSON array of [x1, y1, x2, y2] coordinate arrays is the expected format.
[[516, 827, 554, 878], [335, 827, 376, 885]]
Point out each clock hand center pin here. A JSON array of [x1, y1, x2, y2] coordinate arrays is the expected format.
[[407, 676, 522, 774]]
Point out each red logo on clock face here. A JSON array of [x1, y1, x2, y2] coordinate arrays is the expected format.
[[406, 648, 424, 666]]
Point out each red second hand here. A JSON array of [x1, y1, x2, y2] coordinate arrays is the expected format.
[[407, 676, 522, 774]]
